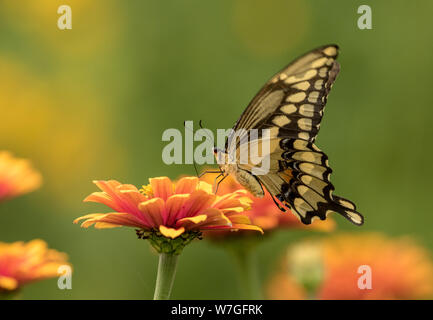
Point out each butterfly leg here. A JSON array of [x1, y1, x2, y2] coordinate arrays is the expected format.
[[198, 170, 222, 178], [213, 174, 227, 194]]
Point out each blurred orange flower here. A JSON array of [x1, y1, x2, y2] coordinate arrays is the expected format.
[[75, 177, 262, 240], [266, 273, 306, 300], [0, 151, 42, 202], [201, 172, 334, 233], [267, 233, 433, 300], [0, 239, 69, 292]]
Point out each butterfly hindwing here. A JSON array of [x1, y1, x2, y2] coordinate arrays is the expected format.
[[272, 138, 363, 225], [236, 136, 363, 225]]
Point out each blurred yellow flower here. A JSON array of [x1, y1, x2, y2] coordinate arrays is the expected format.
[[1, 0, 121, 57], [75, 177, 262, 253], [267, 233, 433, 300], [0, 151, 42, 202], [0, 57, 126, 205], [0, 239, 70, 292]]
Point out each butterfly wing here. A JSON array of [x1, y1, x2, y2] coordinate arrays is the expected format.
[[228, 44, 340, 149], [237, 137, 363, 225], [228, 44, 363, 225]]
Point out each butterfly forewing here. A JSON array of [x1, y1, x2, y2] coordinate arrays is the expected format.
[[229, 44, 340, 147]]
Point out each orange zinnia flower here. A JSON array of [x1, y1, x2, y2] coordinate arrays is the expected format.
[[267, 233, 433, 300], [201, 173, 334, 233], [0, 151, 42, 201], [0, 239, 70, 292], [74, 177, 262, 253]]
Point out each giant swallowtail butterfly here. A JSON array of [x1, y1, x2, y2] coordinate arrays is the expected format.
[[209, 44, 363, 226]]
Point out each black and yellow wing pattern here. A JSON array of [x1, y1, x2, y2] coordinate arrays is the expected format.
[[229, 44, 364, 226]]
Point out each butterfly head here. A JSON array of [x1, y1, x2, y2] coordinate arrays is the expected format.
[[212, 147, 222, 155]]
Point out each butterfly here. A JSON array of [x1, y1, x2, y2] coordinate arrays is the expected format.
[[206, 44, 364, 226]]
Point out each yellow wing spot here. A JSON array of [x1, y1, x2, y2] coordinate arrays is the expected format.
[[298, 118, 313, 131], [302, 176, 327, 196], [299, 104, 315, 117], [326, 58, 334, 66], [270, 126, 279, 137], [323, 46, 337, 56], [286, 92, 306, 103], [294, 197, 311, 215], [339, 199, 356, 210], [292, 81, 310, 91], [294, 151, 321, 163], [293, 139, 309, 150], [311, 57, 328, 68], [272, 115, 291, 127], [279, 73, 288, 80], [298, 132, 310, 140], [301, 175, 313, 184], [280, 104, 297, 114], [299, 162, 326, 177], [314, 79, 324, 90], [297, 185, 309, 196], [346, 211, 362, 224], [319, 67, 328, 78], [325, 210, 334, 217], [308, 91, 320, 103], [298, 186, 324, 210], [311, 144, 321, 151], [284, 69, 317, 84]]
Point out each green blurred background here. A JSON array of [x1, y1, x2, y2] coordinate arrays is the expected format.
[[0, 0, 432, 299]]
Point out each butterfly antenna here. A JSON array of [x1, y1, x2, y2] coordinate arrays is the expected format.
[[183, 121, 201, 178], [199, 120, 215, 147], [192, 160, 199, 178]]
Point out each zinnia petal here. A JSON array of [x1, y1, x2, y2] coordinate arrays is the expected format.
[[175, 176, 199, 194], [77, 212, 145, 229], [159, 225, 185, 239], [197, 181, 213, 194], [177, 208, 231, 229], [149, 177, 173, 201], [93, 180, 142, 215], [165, 194, 190, 226], [230, 223, 264, 234], [178, 190, 215, 218], [84, 192, 122, 212], [138, 198, 165, 227]]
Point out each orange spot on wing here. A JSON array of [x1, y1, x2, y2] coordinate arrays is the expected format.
[[279, 169, 293, 183]]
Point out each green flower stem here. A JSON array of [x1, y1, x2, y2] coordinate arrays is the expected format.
[[153, 252, 179, 300], [231, 246, 262, 300]]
